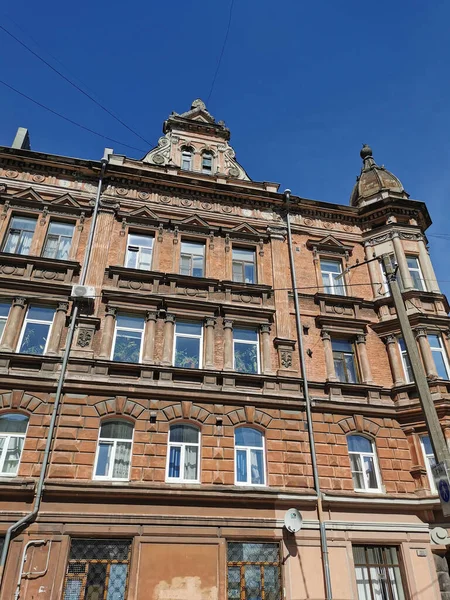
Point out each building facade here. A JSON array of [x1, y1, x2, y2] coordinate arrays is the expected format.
[[0, 100, 448, 599]]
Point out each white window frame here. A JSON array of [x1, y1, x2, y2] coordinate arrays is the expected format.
[[347, 435, 382, 493], [406, 255, 426, 291], [173, 321, 203, 369], [93, 421, 134, 481], [2, 215, 37, 255], [180, 240, 205, 277], [234, 428, 266, 487], [320, 258, 346, 295], [420, 435, 437, 494], [125, 233, 154, 271], [201, 152, 213, 174], [0, 415, 29, 477], [111, 314, 145, 363], [233, 328, 260, 374], [165, 424, 201, 483], [428, 333, 450, 380], [42, 221, 75, 260], [16, 306, 55, 355], [398, 337, 413, 383], [181, 148, 193, 171], [0, 302, 11, 343], [232, 247, 256, 284]]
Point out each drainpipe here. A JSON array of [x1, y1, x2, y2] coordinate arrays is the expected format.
[[0, 149, 111, 591], [284, 189, 333, 600]]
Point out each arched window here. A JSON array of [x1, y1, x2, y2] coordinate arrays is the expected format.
[[235, 427, 265, 486], [181, 147, 194, 171], [94, 420, 134, 480], [0, 413, 28, 476], [347, 435, 381, 492], [166, 424, 200, 482], [201, 152, 213, 174]]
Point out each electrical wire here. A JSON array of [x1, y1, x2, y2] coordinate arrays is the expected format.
[[0, 79, 147, 153], [206, 0, 235, 104], [0, 24, 153, 147]]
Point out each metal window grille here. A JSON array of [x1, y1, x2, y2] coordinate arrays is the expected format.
[[62, 539, 132, 600], [352, 545, 407, 600], [227, 542, 281, 600]]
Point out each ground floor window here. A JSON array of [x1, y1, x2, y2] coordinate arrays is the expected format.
[[227, 542, 281, 600], [62, 539, 131, 600], [353, 545, 406, 600]]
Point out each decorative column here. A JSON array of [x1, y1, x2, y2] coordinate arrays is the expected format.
[[260, 323, 272, 374], [46, 302, 69, 355], [99, 306, 117, 359], [418, 238, 440, 293], [204, 317, 216, 369], [364, 242, 383, 298], [223, 319, 234, 370], [321, 330, 337, 381], [383, 334, 404, 385], [0, 297, 27, 351], [355, 333, 373, 384], [142, 311, 157, 363], [161, 313, 176, 366], [392, 232, 414, 290], [415, 328, 438, 379]]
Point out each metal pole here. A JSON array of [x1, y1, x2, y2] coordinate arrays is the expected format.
[[382, 254, 450, 463], [0, 150, 110, 591], [284, 190, 333, 600]]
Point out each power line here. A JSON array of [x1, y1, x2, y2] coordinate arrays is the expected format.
[[0, 23, 153, 148], [206, 0, 235, 104], [0, 79, 147, 153]]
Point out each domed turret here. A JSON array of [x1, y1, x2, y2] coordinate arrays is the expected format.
[[350, 144, 408, 207]]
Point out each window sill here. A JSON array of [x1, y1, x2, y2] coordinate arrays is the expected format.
[[0, 251, 80, 285]]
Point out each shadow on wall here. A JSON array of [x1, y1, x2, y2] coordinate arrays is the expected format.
[[152, 576, 218, 600]]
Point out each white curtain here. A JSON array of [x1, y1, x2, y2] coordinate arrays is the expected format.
[[112, 442, 131, 479], [184, 445, 198, 480]]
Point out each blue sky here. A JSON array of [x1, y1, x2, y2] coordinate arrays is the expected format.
[[1, 0, 450, 295]]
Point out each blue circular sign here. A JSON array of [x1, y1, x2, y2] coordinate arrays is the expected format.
[[439, 479, 450, 503]]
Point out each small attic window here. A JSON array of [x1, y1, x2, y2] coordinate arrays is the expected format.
[[201, 152, 213, 175], [181, 147, 194, 171]]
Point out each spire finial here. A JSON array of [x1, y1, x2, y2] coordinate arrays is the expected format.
[[360, 144, 373, 160], [191, 99, 206, 111]]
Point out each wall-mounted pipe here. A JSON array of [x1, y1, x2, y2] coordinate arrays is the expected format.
[[0, 149, 111, 593], [284, 189, 333, 600], [15, 540, 51, 600]]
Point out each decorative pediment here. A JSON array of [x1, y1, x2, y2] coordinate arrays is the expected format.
[[230, 222, 260, 237], [179, 99, 216, 124], [11, 187, 44, 203], [306, 235, 353, 257], [178, 214, 210, 229], [51, 193, 81, 208], [128, 206, 160, 220]]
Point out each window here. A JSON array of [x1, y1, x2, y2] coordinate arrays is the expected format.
[[180, 240, 205, 277], [94, 420, 133, 480], [62, 538, 131, 600], [0, 302, 10, 342], [232, 248, 256, 284], [398, 337, 413, 383], [125, 233, 153, 270], [111, 314, 144, 363], [428, 334, 450, 379], [321, 258, 345, 295], [17, 306, 54, 355], [0, 414, 28, 476], [201, 152, 213, 174], [235, 427, 265, 486], [174, 321, 203, 369], [332, 339, 358, 383], [420, 435, 437, 494], [233, 328, 259, 374], [353, 545, 406, 600], [347, 435, 381, 492], [3, 216, 36, 255], [406, 255, 426, 291], [42, 221, 74, 260], [227, 542, 281, 600], [181, 147, 193, 171], [166, 424, 200, 482]]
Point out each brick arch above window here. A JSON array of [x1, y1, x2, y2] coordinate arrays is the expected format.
[[92, 396, 147, 419], [0, 390, 44, 413], [226, 406, 272, 428], [337, 414, 380, 437], [161, 401, 213, 424]]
